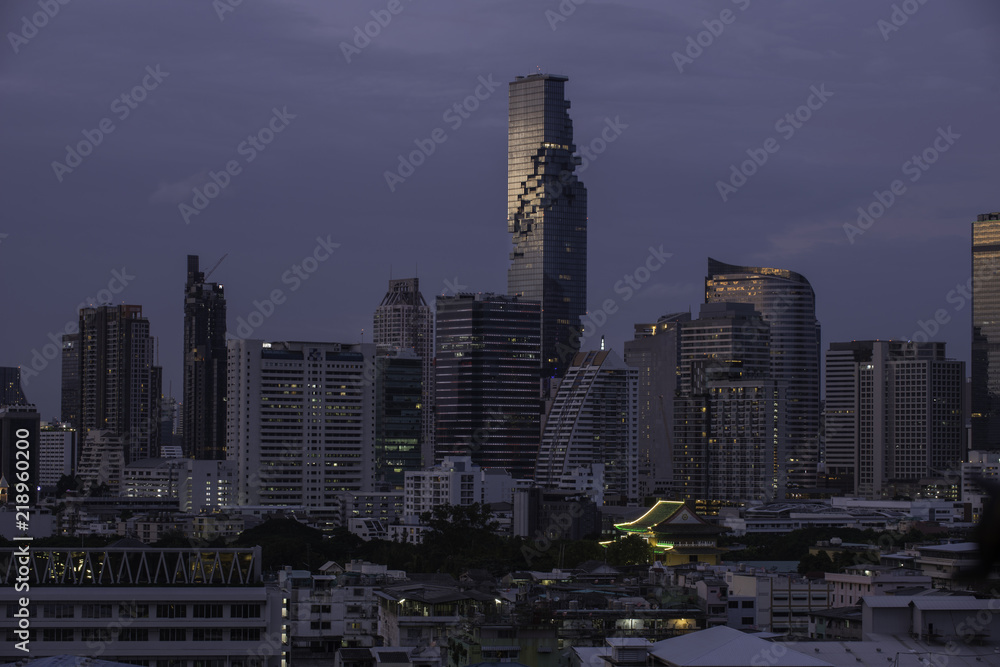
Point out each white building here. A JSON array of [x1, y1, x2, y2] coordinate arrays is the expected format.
[[825, 565, 932, 607], [961, 450, 1000, 521], [227, 340, 376, 506], [123, 458, 236, 512], [403, 456, 481, 521], [725, 571, 833, 634], [38, 424, 75, 488]]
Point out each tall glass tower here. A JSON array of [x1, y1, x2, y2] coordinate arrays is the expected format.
[[507, 73, 587, 380], [705, 258, 821, 494], [973, 212, 1000, 451]]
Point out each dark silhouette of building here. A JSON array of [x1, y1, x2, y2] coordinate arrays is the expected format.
[[507, 73, 587, 381], [67, 304, 161, 464], [60, 334, 80, 427], [183, 255, 227, 459], [435, 293, 541, 479], [0, 368, 27, 407]]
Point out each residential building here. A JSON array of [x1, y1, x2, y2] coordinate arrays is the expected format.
[[227, 340, 376, 506], [536, 349, 639, 505], [706, 258, 821, 492], [38, 423, 75, 489]]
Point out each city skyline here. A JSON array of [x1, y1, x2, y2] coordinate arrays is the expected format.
[[1, 1, 997, 420]]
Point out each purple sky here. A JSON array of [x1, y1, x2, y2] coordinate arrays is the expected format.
[[2, 0, 998, 419]]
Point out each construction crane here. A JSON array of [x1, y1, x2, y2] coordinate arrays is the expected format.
[[204, 253, 228, 280]]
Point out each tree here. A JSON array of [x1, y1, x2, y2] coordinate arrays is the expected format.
[[605, 534, 651, 566]]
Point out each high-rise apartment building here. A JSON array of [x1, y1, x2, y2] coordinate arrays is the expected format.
[[0, 404, 40, 504], [507, 73, 587, 380], [227, 340, 375, 506], [705, 258, 821, 492], [373, 278, 433, 465], [536, 350, 639, 505], [972, 212, 1000, 451], [825, 341, 965, 498], [38, 423, 76, 489], [68, 305, 161, 464], [434, 293, 541, 479], [623, 314, 690, 496], [674, 303, 786, 503], [183, 255, 228, 459]]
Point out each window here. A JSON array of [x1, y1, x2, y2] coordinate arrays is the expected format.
[[120, 603, 149, 618], [230, 603, 261, 618], [310, 621, 331, 630], [157, 604, 187, 619], [159, 629, 187, 641], [741, 617, 754, 625], [231, 628, 262, 641], [118, 628, 149, 642], [741, 601, 754, 609], [81, 629, 112, 642], [43, 604, 74, 618], [193, 604, 224, 618], [193, 629, 225, 641], [42, 628, 75, 642], [81, 604, 113, 619], [728, 601, 738, 609]]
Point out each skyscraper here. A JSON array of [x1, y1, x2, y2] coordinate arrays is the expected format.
[[972, 212, 1000, 451], [373, 278, 433, 465], [183, 255, 228, 459], [705, 258, 821, 493], [623, 313, 690, 496], [434, 293, 541, 479], [0, 367, 27, 407], [70, 305, 161, 464], [227, 340, 375, 506], [674, 302, 786, 502], [536, 349, 639, 506], [375, 348, 423, 488], [60, 333, 80, 427], [507, 73, 587, 380]]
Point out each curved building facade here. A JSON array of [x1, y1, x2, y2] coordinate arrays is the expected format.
[[705, 258, 821, 493]]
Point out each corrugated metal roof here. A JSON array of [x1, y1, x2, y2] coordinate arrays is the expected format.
[[910, 597, 991, 610], [649, 626, 834, 666]]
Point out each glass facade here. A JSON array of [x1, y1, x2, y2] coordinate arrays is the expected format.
[[434, 293, 541, 479], [972, 212, 1000, 451], [375, 352, 423, 489], [507, 74, 587, 380], [705, 258, 821, 493]]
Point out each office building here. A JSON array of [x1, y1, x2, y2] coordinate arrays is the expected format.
[[183, 255, 228, 459], [434, 293, 541, 479], [972, 212, 1000, 450], [373, 278, 433, 466], [623, 313, 689, 497], [60, 333, 81, 427], [374, 348, 423, 488], [227, 340, 376, 506], [705, 258, 821, 492], [507, 73, 587, 380], [38, 423, 75, 489], [536, 350, 639, 505], [67, 304, 162, 463]]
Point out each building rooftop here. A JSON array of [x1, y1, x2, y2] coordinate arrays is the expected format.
[[649, 626, 832, 666]]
